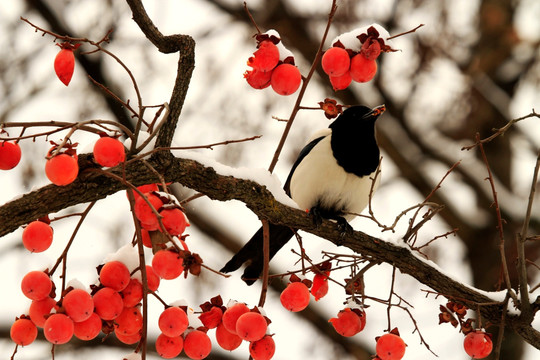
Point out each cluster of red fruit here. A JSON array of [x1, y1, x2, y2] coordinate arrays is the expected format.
[[244, 30, 302, 96], [321, 25, 395, 90], [10, 259, 160, 348]]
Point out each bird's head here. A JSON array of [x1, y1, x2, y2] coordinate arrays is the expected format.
[[329, 104, 385, 131]]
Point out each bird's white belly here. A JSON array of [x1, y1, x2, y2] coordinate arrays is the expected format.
[[289, 136, 379, 219]]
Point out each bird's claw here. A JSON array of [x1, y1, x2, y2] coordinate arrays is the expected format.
[[336, 217, 353, 245], [309, 207, 323, 228]]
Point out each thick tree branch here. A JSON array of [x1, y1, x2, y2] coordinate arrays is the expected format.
[[125, 0, 195, 149], [0, 154, 538, 349]]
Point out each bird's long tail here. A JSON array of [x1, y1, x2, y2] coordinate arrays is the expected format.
[[220, 223, 295, 285]]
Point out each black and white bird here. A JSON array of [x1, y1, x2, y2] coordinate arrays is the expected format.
[[221, 105, 385, 284]]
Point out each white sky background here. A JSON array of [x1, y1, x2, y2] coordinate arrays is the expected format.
[[0, 0, 539, 359]]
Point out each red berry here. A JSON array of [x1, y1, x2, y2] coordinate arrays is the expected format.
[[134, 192, 164, 229], [183, 330, 212, 360], [270, 63, 302, 96], [350, 54, 377, 83], [21, 271, 52, 301], [145, 265, 161, 291], [93, 137, 125, 167], [329, 71, 352, 91], [93, 287, 124, 320], [0, 141, 22, 170], [22, 221, 53, 253], [244, 68, 273, 89], [160, 208, 189, 236], [43, 313, 74, 344], [10, 318, 38, 346], [249, 334, 276, 360], [311, 272, 329, 301], [121, 278, 143, 307], [29, 297, 57, 327], [156, 333, 184, 358], [322, 47, 351, 77], [222, 302, 250, 334], [63, 288, 94, 322], [248, 40, 280, 72], [152, 250, 184, 280], [329, 307, 366, 337], [215, 323, 242, 351], [376, 333, 406, 360], [141, 228, 152, 248], [54, 48, 75, 86], [280, 282, 310, 312], [73, 312, 102, 340], [158, 306, 189, 337], [100, 261, 131, 292], [116, 329, 141, 344], [236, 311, 267, 341], [114, 306, 143, 336], [45, 153, 79, 186], [199, 306, 223, 329], [127, 183, 159, 203], [464, 330, 493, 359]]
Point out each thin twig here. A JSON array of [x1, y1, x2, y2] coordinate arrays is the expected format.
[[258, 219, 270, 307], [267, 0, 338, 173], [387, 24, 425, 40]]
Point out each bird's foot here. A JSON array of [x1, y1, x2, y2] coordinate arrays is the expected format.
[[309, 207, 323, 228], [336, 217, 353, 245]]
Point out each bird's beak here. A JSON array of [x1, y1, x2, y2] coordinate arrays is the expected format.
[[370, 104, 386, 117]]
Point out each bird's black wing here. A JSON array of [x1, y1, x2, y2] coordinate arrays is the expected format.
[[283, 135, 326, 196]]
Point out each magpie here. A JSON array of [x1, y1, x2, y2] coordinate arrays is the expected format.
[[221, 105, 385, 284]]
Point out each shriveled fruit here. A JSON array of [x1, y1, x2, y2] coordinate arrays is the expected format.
[[0, 141, 22, 170], [199, 306, 223, 329], [280, 281, 310, 312], [93, 137, 125, 167], [376, 333, 406, 360], [45, 153, 79, 186], [311, 272, 329, 301], [464, 330, 493, 359], [10, 318, 38, 346], [245, 68, 273, 89], [248, 40, 280, 72], [329, 307, 366, 337]]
